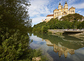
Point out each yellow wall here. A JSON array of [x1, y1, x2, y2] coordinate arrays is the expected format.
[[53, 3, 75, 18], [44, 3, 75, 22]]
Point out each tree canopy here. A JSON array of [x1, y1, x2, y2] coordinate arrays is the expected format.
[[0, 0, 31, 31], [61, 13, 83, 21]]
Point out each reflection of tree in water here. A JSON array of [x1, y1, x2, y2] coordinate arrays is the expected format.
[[33, 33, 84, 49], [45, 39, 74, 58]]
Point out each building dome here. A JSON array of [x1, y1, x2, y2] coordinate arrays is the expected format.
[[59, 3, 61, 5]]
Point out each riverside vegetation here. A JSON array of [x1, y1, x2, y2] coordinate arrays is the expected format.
[[0, 0, 47, 61], [33, 13, 84, 33]]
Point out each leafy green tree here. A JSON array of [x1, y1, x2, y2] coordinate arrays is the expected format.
[[61, 13, 83, 22], [41, 26, 48, 33], [0, 30, 29, 61], [0, 0, 42, 61], [78, 21, 84, 29], [0, 0, 31, 32]]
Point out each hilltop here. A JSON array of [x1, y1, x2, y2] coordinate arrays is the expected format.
[[61, 13, 84, 22], [33, 13, 84, 33]]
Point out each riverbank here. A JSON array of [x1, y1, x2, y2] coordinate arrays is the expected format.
[[48, 29, 84, 41], [69, 32, 84, 41]]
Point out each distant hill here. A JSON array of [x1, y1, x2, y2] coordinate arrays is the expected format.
[[60, 13, 84, 21]]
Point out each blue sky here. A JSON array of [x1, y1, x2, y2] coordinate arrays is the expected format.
[[28, 0, 84, 26]]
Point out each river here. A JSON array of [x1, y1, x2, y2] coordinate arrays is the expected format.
[[29, 33, 84, 61]]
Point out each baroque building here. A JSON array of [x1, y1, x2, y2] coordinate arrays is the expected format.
[[44, 2, 75, 22]]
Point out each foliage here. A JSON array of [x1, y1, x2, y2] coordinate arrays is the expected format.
[[32, 22, 47, 33], [0, 0, 31, 32], [78, 21, 84, 29], [33, 13, 84, 33], [61, 13, 83, 21], [41, 26, 48, 33], [0, 0, 46, 61], [0, 30, 29, 61]]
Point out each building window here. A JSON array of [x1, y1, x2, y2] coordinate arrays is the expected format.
[[71, 10, 74, 12]]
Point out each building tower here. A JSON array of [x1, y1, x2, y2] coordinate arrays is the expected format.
[[58, 3, 62, 11], [44, 2, 76, 22], [64, 2, 68, 12]]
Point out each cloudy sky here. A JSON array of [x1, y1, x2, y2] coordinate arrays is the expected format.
[[28, 0, 84, 26]]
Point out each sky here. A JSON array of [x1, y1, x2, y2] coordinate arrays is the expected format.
[[28, 0, 84, 26]]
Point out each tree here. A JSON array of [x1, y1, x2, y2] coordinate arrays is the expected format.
[[0, 0, 36, 61], [0, 0, 31, 32], [41, 26, 48, 33], [79, 21, 84, 29], [61, 13, 83, 22]]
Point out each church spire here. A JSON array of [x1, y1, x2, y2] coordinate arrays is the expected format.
[[58, 2, 62, 10], [59, 3, 61, 5], [65, 1, 67, 4]]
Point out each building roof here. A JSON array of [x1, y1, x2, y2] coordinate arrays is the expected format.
[[46, 14, 54, 17], [69, 7, 75, 9]]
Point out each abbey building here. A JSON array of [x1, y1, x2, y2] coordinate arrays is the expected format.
[[44, 2, 75, 22]]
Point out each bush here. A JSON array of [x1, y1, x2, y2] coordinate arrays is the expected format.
[[0, 30, 30, 61]]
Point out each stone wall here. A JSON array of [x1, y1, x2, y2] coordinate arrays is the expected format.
[[48, 29, 64, 34], [48, 29, 84, 34]]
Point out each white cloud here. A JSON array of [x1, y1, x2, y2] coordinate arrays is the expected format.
[[58, 0, 84, 9], [32, 17, 45, 23], [59, 0, 76, 5], [29, 0, 52, 17], [31, 16, 46, 26], [28, 0, 84, 26], [78, 11, 84, 16], [70, 2, 84, 9], [29, 0, 52, 26], [67, 0, 76, 5], [78, 11, 81, 13]]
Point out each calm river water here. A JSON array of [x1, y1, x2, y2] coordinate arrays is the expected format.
[[29, 33, 84, 61]]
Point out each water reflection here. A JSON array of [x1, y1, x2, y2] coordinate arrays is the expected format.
[[45, 39, 74, 58], [33, 33, 84, 49], [30, 33, 84, 61]]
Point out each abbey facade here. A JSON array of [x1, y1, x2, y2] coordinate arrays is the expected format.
[[44, 2, 75, 22]]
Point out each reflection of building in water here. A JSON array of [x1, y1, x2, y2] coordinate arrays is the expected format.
[[42, 39, 44, 41], [45, 39, 74, 58], [54, 44, 74, 57], [45, 39, 54, 46]]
